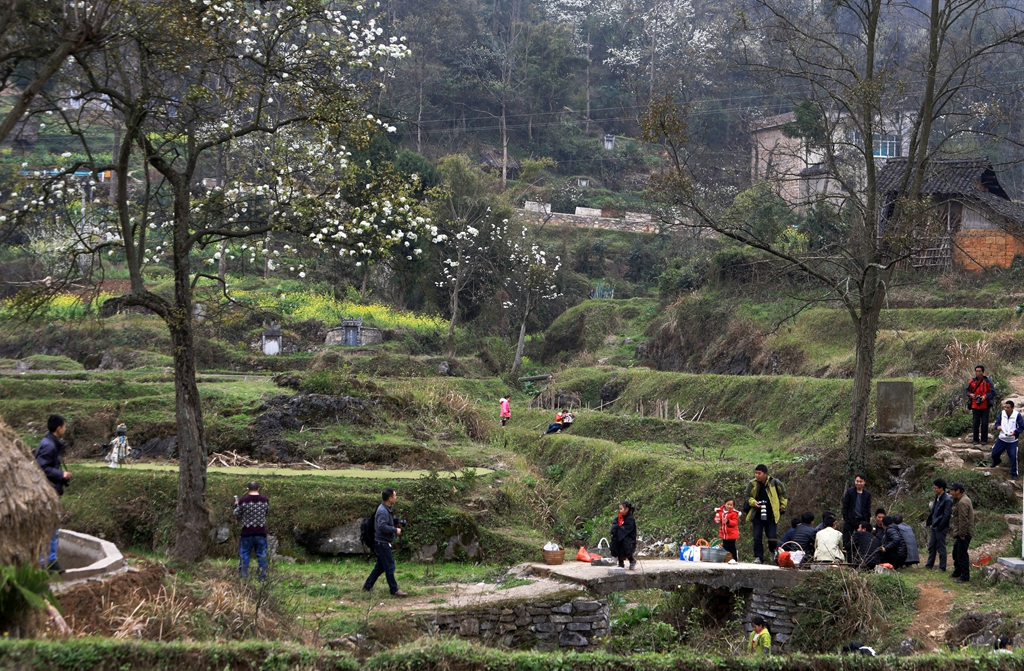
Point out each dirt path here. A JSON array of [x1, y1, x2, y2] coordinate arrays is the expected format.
[[904, 581, 954, 651]]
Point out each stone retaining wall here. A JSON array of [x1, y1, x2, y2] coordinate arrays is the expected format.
[[430, 596, 609, 651], [516, 209, 658, 234], [744, 587, 800, 647]]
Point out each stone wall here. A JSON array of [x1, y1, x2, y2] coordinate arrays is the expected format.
[[430, 596, 609, 651], [516, 209, 658, 234], [744, 587, 800, 648], [954, 229, 1024, 270]]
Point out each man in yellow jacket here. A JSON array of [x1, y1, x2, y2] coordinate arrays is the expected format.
[[745, 464, 788, 564]]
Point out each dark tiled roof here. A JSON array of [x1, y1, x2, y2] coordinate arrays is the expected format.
[[877, 157, 1024, 225]]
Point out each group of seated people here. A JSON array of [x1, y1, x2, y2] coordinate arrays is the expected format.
[[541, 409, 576, 436], [779, 508, 917, 569]]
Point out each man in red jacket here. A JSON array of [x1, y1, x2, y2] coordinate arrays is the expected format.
[[966, 365, 996, 445]]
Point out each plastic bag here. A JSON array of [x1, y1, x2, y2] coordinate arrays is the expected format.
[[576, 546, 592, 562], [544, 541, 560, 551], [777, 551, 794, 568]]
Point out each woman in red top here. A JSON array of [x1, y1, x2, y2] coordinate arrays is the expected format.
[[716, 498, 740, 564]]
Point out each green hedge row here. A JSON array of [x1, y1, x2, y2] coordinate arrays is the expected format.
[[5, 638, 1022, 671]]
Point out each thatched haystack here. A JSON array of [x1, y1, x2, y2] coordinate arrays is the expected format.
[[0, 420, 60, 566]]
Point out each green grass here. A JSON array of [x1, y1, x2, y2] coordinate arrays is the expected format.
[[72, 461, 493, 479]]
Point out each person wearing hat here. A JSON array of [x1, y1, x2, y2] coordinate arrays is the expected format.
[[103, 423, 131, 469], [949, 482, 975, 584], [744, 464, 787, 564], [233, 481, 270, 581]]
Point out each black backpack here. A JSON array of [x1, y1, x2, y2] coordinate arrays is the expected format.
[[360, 514, 376, 555]]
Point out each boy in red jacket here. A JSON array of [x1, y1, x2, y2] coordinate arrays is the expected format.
[[716, 498, 740, 564]]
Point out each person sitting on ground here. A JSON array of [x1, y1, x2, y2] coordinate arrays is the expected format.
[[716, 498, 740, 564], [789, 512, 818, 555], [852, 521, 882, 569], [872, 508, 886, 536], [995, 635, 1014, 654], [541, 409, 566, 436], [879, 515, 908, 569], [893, 514, 920, 566], [813, 513, 846, 563], [779, 517, 801, 548], [749, 616, 771, 656], [610, 500, 637, 570]]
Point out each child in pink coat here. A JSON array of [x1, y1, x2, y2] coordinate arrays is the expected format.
[[499, 395, 511, 427]]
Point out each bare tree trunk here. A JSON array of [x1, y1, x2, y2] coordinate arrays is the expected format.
[[360, 265, 369, 300], [510, 314, 529, 378], [416, 80, 423, 154], [500, 102, 508, 189], [447, 286, 460, 356], [584, 28, 591, 134], [846, 278, 884, 478], [217, 240, 227, 283], [170, 182, 209, 563]]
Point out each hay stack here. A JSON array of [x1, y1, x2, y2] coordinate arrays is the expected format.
[[0, 420, 59, 566]]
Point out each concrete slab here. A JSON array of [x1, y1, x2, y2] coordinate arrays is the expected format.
[[528, 559, 806, 595], [877, 381, 914, 433], [57, 529, 125, 583], [997, 557, 1024, 572]]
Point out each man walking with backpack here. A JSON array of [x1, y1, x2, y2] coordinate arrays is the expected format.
[[966, 365, 996, 445], [745, 464, 787, 564], [363, 488, 408, 597]]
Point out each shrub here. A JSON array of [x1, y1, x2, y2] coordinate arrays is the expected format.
[[0, 564, 57, 637]]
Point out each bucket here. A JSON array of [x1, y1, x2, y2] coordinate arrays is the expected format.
[[700, 547, 728, 563]]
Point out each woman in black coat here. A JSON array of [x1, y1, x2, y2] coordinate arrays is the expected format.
[[879, 515, 908, 569], [610, 501, 637, 570]]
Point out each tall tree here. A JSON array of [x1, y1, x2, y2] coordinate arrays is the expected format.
[[645, 0, 1024, 478], [19, 0, 411, 561]]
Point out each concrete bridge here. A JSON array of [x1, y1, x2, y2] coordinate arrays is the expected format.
[[528, 558, 806, 596]]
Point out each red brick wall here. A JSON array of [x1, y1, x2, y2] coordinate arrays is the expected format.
[[954, 230, 1024, 270]]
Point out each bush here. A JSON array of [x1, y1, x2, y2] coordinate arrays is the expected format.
[[788, 569, 917, 652], [0, 564, 57, 637]]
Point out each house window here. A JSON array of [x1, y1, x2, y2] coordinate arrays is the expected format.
[[874, 134, 901, 157], [847, 131, 902, 157]]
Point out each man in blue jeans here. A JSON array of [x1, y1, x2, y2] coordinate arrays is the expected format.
[[233, 481, 269, 580], [363, 488, 409, 597], [35, 414, 70, 572]]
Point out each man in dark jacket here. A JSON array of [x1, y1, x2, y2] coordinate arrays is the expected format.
[[949, 482, 975, 583], [852, 521, 882, 569], [966, 365, 996, 445], [362, 488, 408, 597], [789, 512, 818, 554], [841, 474, 872, 555], [878, 516, 908, 569], [35, 414, 70, 571], [925, 478, 953, 571], [893, 515, 919, 565]]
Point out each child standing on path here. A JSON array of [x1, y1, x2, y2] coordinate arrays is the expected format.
[[610, 501, 637, 570], [749, 616, 772, 656], [716, 498, 740, 564], [499, 395, 511, 427]]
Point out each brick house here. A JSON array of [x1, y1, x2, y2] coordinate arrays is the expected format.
[[876, 157, 1024, 271]]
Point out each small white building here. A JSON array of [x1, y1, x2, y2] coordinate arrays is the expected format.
[[262, 323, 282, 356]]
